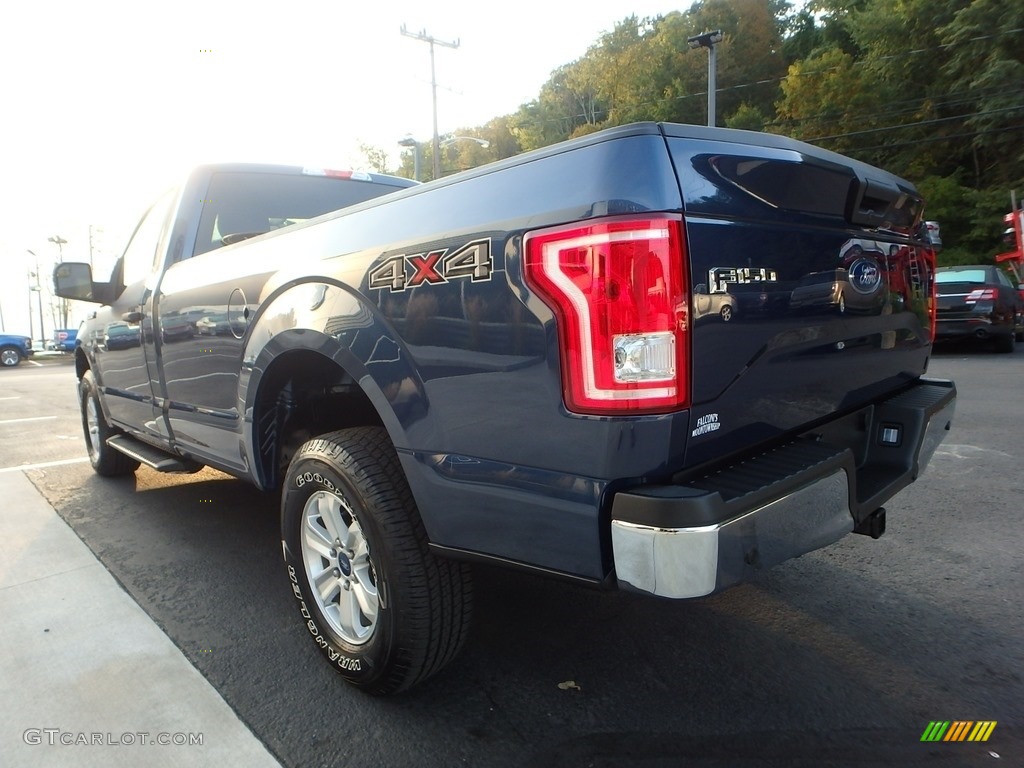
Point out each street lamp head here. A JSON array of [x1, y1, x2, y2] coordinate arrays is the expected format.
[[687, 29, 723, 49], [440, 136, 489, 149], [398, 135, 418, 148]]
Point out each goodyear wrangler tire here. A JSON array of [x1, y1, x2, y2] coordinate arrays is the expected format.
[[281, 427, 473, 695], [80, 370, 140, 477]]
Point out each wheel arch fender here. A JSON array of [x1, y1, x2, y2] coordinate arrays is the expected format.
[[240, 280, 428, 487]]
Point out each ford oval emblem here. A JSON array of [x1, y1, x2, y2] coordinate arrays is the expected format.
[[849, 257, 882, 295]]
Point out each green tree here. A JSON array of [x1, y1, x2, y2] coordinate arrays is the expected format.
[[358, 143, 390, 174], [938, 0, 1024, 187], [772, 47, 885, 156], [726, 103, 769, 130]]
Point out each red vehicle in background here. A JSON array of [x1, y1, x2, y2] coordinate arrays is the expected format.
[[996, 196, 1024, 303]]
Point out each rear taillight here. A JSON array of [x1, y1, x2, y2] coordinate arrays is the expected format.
[[524, 216, 689, 415], [965, 288, 997, 303]]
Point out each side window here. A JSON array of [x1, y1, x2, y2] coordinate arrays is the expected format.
[[121, 190, 176, 286], [996, 270, 1013, 289]]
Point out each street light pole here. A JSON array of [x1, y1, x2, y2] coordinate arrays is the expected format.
[[48, 235, 70, 329], [687, 30, 724, 127], [400, 25, 460, 181], [26, 249, 46, 346], [48, 235, 67, 261], [398, 135, 421, 181]]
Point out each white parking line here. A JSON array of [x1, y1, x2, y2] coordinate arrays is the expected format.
[[0, 397, 20, 401], [0, 457, 90, 473], [0, 416, 58, 425]]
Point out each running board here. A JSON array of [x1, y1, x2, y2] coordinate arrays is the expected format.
[[106, 435, 202, 473]]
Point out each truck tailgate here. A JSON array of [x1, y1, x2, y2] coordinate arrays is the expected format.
[[663, 127, 933, 469]]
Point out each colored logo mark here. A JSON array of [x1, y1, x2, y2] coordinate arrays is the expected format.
[[920, 721, 997, 742]]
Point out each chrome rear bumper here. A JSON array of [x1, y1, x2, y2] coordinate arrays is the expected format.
[[611, 379, 956, 598]]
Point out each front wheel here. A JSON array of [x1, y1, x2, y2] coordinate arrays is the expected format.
[[281, 427, 472, 695], [80, 370, 140, 476], [719, 304, 733, 322], [0, 346, 22, 367]]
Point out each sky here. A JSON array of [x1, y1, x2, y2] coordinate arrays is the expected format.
[[1, 0, 690, 340]]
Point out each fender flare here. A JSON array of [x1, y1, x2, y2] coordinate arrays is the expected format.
[[240, 280, 427, 484]]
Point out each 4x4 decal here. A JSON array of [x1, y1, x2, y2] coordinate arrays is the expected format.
[[369, 239, 493, 292]]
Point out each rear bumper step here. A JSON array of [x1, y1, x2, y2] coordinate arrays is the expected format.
[[610, 379, 955, 598]]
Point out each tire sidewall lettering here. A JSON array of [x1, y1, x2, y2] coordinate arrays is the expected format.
[[284, 474, 375, 678], [294, 470, 338, 493]]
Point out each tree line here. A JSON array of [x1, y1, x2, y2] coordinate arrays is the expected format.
[[375, 0, 1023, 265]]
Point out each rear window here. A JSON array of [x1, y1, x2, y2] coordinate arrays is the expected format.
[[936, 269, 987, 284], [193, 172, 409, 256]]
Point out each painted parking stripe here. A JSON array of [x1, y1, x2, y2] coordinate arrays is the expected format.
[[0, 416, 58, 425], [0, 457, 90, 473]]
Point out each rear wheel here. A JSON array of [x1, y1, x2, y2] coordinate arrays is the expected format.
[[1, 346, 22, 367], [80, 370, 140, 476], [994, 332, 1015, 354], [281, 427, 473, 695], [719, 304, 733, 322]]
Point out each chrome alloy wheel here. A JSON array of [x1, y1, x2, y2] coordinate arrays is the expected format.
[[1, 348, 20, 366], [301, 490, 379, 645], [85, 396, 102, 462]]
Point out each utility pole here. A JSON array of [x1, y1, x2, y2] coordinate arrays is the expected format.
[[400, 25, 459, 181], [687, 30, 724, 127]]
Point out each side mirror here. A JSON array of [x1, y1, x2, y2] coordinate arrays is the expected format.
[[53, 262, 115, 304]]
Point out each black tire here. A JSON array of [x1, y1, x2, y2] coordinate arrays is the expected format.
[[80, 370, 140, 477], [994, 332, 1016, 354], [281, 427, 472, 695], [1, 346, 22, 367], [719, 304, 733, 322]]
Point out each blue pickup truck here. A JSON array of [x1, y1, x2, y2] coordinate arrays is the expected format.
[[0, 333, 33, 367], [51, 328, 78, 352], [55, 123, 955, 694]]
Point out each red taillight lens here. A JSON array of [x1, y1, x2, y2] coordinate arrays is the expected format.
[[965, 288, 997, 303], [524, 217, 689, 415]]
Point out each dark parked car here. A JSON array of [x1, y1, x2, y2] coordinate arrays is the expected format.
[[103, 322, 141, 350], [0, 334, 33, 367], [935, 265, 1024, 352], [160, 313, 194, 342]]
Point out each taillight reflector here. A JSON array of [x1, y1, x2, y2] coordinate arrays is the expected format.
[[524, 217, 689, 415], [965, 288, 997, 303]]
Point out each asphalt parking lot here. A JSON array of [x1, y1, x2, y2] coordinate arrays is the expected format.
[[1, 347, 1021, 767]]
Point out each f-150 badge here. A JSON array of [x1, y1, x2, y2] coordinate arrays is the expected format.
[[369, 239, 492, 292]]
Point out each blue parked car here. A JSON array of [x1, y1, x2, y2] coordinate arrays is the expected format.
[[0, 334, 33, 367]]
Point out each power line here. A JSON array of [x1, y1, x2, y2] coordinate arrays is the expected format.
[[846, 124, 1024, 155], [805, 104, 1024, 143]]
